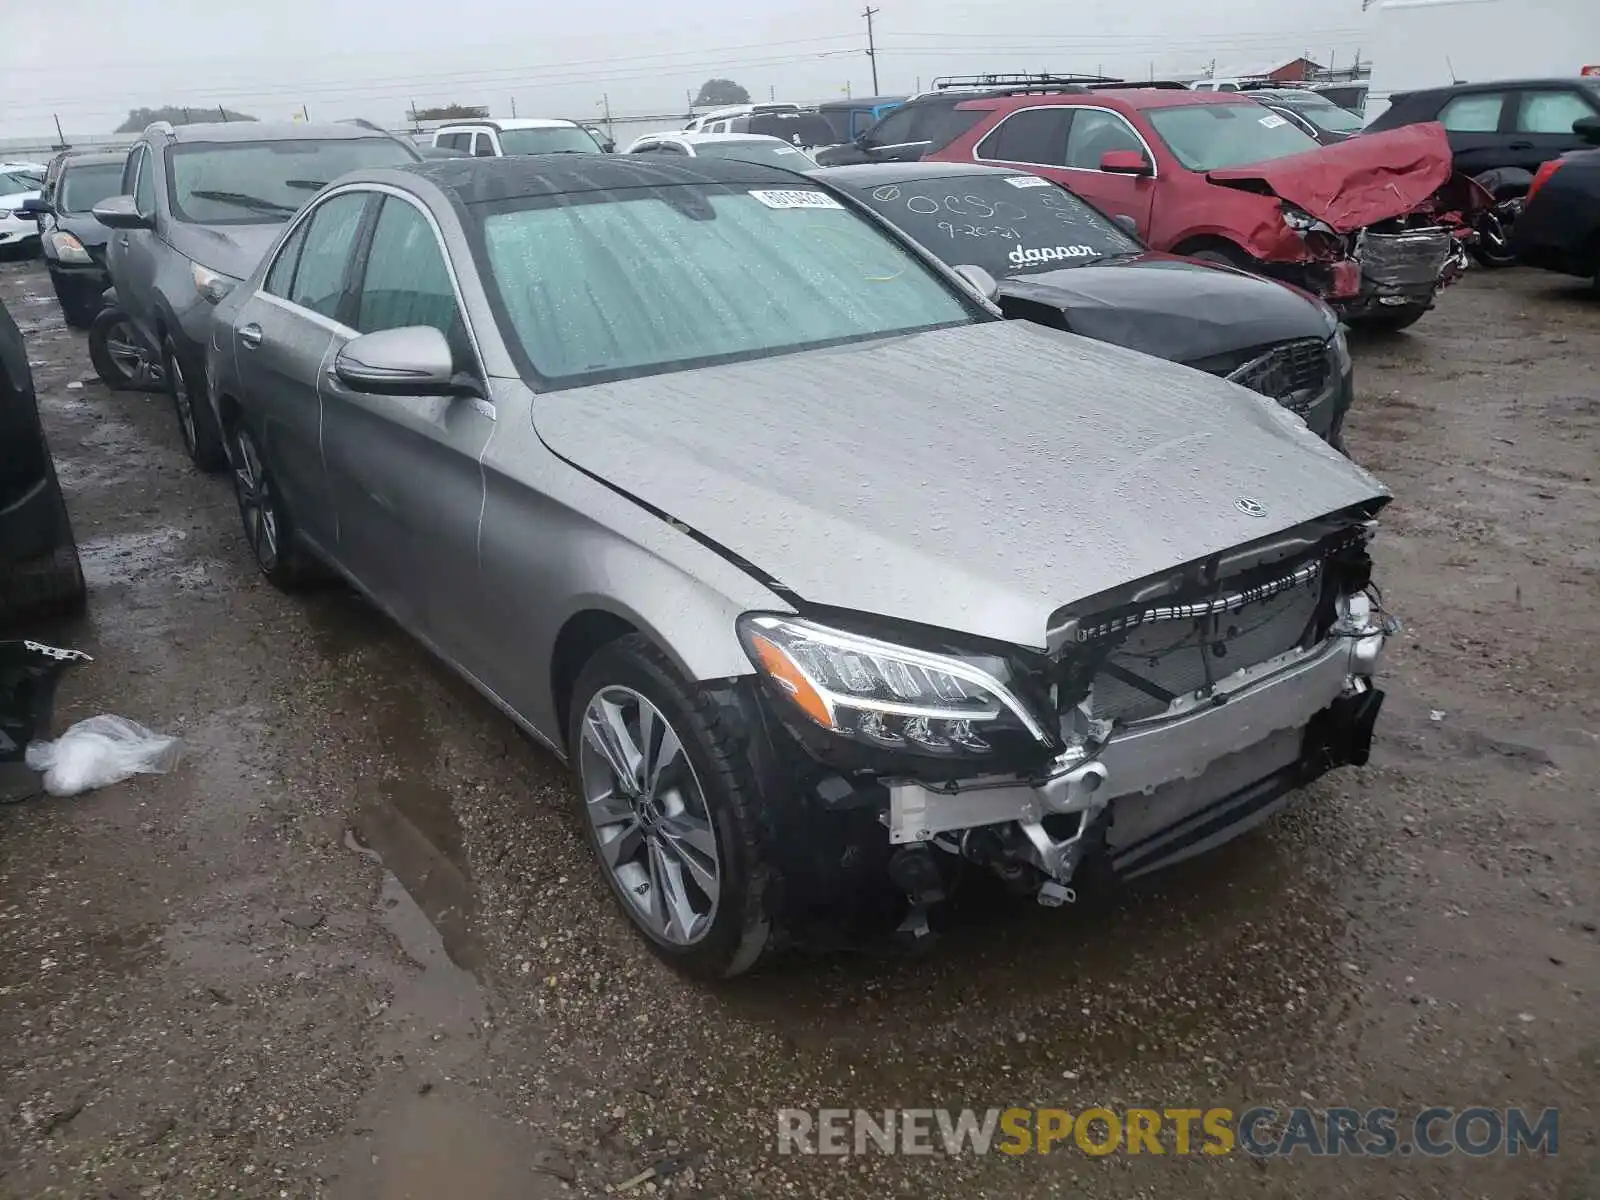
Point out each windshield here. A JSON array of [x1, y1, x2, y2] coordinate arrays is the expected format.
[[854, 172, 1140, 277], [694, 140, 818, 169], [0, 170, 42, 194], [497, 126, 605, 155], [59, 162, 124, 213], [166, 137, 417, 224], [1292, 99, 1365, 135], [477, 184, 976, 387], [1146, 103, 1322, 170]]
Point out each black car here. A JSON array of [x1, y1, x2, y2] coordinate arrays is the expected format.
[[1510, 116, 1600, 291], [1366, 78, 1600, 261], [1243, 88, 1366, 145], [812, 89, 997, 166], [817, 161, 1354, 447], [18, 150, 126, 329], [1, 298, 86, 629]]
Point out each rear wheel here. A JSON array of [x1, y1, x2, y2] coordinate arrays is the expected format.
[[567, 635, 773, 978], [163, 336, 226, 473], [1185, 244, 1255, 272], [228, 420, 313, 589], [87, 308, 162, 392]]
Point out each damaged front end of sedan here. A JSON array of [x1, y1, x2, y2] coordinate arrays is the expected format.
[[737, 508, 1395, 945]]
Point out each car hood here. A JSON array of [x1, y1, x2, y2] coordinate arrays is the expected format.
[[165, 219, 286, 278], [1205, 122, 1453, 233], [996, 253, 1328, 363], [531, 322, 1388, 648]]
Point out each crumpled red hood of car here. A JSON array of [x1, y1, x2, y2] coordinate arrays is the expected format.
[[1205, 122, 1455, 233]]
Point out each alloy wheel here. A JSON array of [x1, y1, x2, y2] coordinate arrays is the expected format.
[[577, 686, 721, 946], [231, 427, 280, 572], [168, 349, 198, 454], [103, 319, 156, 387]]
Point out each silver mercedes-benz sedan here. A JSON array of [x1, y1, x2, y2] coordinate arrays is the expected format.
[[205, 156, 1395, 977]]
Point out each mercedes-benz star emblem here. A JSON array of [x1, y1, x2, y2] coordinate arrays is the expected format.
[[1235, 497, 1268, 518]]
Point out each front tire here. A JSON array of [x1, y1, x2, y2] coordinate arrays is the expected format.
[[567, 635, 773, 978], [1346, 303, 1429, 333], [228, 419, 313, 589], [87, 308, 162, 392], [163, 336, 227, 473]]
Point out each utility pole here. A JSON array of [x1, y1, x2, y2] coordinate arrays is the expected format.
[[511, 96, 518, 117], [862, 6, 880, 94], [600, 92, 613, 139]]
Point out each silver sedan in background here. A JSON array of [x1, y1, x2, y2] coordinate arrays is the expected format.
[[205, 156, 1394, 977]]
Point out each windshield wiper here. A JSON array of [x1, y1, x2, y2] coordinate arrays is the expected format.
[[283, 179, 329, 190], [186, 189, 298, 215]]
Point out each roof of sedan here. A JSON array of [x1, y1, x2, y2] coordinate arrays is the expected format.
[[403, 153, 808, 201], [812, 161, 1024, 187], [58, 150, 128, 167]]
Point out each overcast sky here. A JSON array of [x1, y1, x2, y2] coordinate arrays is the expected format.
[[1, 0, 1374, 139]]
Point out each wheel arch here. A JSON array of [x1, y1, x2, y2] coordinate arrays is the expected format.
[[1171, 233, 1255, 264]]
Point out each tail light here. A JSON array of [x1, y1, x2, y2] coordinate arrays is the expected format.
[[1526, 158, 1565, 208]]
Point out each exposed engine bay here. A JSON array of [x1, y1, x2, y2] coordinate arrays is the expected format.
[[871, 518, 1394, 932]]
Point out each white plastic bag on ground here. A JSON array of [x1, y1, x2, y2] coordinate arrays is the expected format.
[[25, 716, 183, 797]]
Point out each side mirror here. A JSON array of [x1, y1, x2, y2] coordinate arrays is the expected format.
[[334, 326, 464, 396], [1100, 149, 1154, 176], [92, 195, 154, 231], [952, 263, 1000, 302], [14, 196, 47, 218], [1113, 213, 1140, 236], [1575, 115, 1600, 146]]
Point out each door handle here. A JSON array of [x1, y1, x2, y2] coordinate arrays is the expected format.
[[118, 235, 129, 247], [238, 323, 263, 349], [1508, 141, 1534, 150]]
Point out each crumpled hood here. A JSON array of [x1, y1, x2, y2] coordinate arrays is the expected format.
[[1206, 122, 1454, 233], [165, 219, 285, 279], [532, 322, 1388, 649], [997, 253, 1328, 363]]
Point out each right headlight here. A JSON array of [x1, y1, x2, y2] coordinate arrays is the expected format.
[[737, 613, 1053, 759], [45, 231, 92, 264]]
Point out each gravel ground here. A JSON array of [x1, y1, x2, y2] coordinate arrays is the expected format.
[[1, 258, 1596, 1199]]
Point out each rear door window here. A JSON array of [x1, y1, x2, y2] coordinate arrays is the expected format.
[[1438, 92, 1507, 133], [977, 108, 1073, 166], [473, 132, 497, 157]]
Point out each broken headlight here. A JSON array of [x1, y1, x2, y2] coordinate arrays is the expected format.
[[737, 614, 1052, 758], [1282, 205, 1335, 236]]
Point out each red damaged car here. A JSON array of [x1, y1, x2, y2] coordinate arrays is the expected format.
[[924, 85, 1484, 330]]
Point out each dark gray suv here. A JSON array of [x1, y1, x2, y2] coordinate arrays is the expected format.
[[93, 121, 419, 470]]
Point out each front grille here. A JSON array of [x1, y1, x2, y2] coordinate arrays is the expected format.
[[1086, 569, 1323, 723], [1358, 227, 1452, 289], [1224, 338, 1334, 413]]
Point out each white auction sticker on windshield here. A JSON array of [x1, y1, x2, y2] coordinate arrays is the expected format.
[[749, 189, 843, 210], [1004, 174, 1051, 188], [1259, 114, 1288, 129]]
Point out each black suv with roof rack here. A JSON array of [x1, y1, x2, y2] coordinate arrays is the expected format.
[[811, 75, 1110, 167]]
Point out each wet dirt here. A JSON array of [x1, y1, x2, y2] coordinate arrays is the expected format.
[[1, 259, 1596, 1198]]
